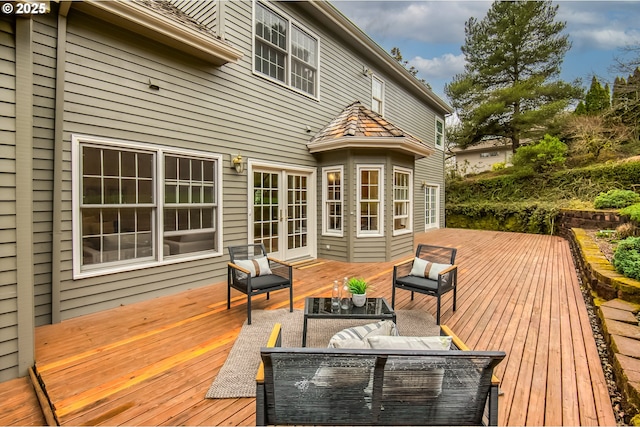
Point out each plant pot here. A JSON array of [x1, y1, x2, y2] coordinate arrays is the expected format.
[[352, 293, 367, 307]]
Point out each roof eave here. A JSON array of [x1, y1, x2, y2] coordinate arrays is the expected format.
[[70, 0, 243, 66], [308, 137, 434, 159]]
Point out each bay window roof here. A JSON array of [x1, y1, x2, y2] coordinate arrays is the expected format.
[[307, 101, 434, 159]]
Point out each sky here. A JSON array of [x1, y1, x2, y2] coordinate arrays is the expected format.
[[333, 1, 640, 103]]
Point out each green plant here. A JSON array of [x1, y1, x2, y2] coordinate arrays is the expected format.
[[491, 161, 506, 171], [593, 189, 640, 209], [613, 236, 640, 280], [512, 134, 568, 173], [620, 203, 640, 222], [347, 277, 368, 294]]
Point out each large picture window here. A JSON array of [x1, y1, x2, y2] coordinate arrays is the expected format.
[[393, 167, 412, 235], [322, 166, 343, 236], [72, 136, 222, 278], [357, 165, 384, 237], [254, 1, 319, 97]]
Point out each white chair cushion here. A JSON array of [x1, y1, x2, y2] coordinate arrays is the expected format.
[[366, 335, 452, 350], [410, 257, 451, 280], [328, 320, 399, 348]]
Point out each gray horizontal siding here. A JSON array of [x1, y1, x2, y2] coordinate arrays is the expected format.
[[0, 15, 18, 381]]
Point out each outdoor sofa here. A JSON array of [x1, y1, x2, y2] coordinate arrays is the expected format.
[[255, 324, 505, 426]]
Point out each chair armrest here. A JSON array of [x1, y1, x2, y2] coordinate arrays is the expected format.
[[441, 325, 501, 386], [228, 262, 251, 275], [437, 264, 457, 276], [256, 323, 282, 384], [393, 257, 414, 269], [268, 257, 291, 267]]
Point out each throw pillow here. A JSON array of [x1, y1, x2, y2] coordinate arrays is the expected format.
[[234, 256, 272, 279], [409, 257, 451, 280], [327, 320, 399, 348], [366, 335, 452, 350]]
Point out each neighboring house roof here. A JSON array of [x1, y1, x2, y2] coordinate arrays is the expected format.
[[451, 138, 513, 154], [68, 0, 243, 65], [307, 101, 434, 159]]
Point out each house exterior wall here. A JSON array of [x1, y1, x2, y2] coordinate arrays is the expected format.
[[454, 147, 512, 176], [0, 16, 19, 382], [0, 0, 450, 381]]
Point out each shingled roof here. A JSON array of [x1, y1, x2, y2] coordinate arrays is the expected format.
[[307, 101, 434, 159]]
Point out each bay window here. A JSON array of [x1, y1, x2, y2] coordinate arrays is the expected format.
[[393, 167, 412, 234], [357, 165, 384, 236], [322, 166, 343, 236]]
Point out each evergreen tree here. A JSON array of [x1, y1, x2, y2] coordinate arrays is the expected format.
[[445, 0, 582, 152], [574, 101, 587, 115], [584, 76, 610, 114]]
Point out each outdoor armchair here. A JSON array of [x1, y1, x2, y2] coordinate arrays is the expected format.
[[227, 244, 293, 324], [392, 244, 458, 325]]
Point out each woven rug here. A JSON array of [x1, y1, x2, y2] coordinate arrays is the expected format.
[[205, 308, 439, 399]]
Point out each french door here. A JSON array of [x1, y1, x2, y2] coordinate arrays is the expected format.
[[250, 164, 315, 260]]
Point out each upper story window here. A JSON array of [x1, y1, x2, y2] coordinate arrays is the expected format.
[[371, 75, 384, 114], [254, 2, 319, 98], [435, 117, 444, 150], [393, 167, 412, 235], [72, 135, 222, 279], [322, 166, 343, 236], [357, 165, 384, 237]]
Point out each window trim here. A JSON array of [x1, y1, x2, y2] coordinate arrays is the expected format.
[[72, 134, 223, 279], [357, 164, 384, 238], [424, 183, 440, 230], [252, 0, 321, 100], [371, 74, 385, 115], [392, 166, 413, 236], [435, 117, 444, 150], [321, 166, 344, 237]]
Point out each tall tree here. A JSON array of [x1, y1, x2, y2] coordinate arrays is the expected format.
[[584, 76, 611, 114], [445, 0, 582, 152]]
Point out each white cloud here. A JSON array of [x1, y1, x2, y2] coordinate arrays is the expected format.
[[334, 1, 491, 44], [571, 28, 640, 51], [409, 53, 466, 79]]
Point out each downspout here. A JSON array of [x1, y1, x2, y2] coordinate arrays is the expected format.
[[51, 2, 71, 323], [15, 15, 36, 375]]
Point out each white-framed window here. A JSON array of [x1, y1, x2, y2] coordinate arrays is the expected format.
[[322, 166, 343, 236], [393, 167, 413, 235], [357, 165, 384, 237], [371, 75, 384, 114], [435, 117, 444, 150], [253, 1, 319, 98], [72, 135, 223, 279], [425, 184, 440, 230]]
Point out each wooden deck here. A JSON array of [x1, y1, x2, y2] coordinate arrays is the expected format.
[[0, 228, 615, 425]]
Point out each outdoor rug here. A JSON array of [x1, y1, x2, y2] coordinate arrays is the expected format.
[[205, 308, 439, 399]]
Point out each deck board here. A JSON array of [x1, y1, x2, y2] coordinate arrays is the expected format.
[[0, 228, 616, 426]]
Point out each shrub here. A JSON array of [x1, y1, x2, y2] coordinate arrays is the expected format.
[[613, 236, 640, 280], [594, 189, 640, 209], [512, 134, 568, 173], [492, 162, 506, 171], [620, 203, 640, 222], [616, 223, 638, 239]]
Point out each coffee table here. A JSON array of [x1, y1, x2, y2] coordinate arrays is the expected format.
[[302, 297, 396, 347]]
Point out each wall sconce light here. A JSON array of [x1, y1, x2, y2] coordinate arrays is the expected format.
[[421, 180, 428, 188], [148, 78, 160, 91], [230, 154, 244, 174], [362, 66, 373, 77]]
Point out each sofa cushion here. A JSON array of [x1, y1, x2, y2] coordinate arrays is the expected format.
[[366, 335, 452, 350], [328, 320, 398, 349], [410, 257, 451, 280]]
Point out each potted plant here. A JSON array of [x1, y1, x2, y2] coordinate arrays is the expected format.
[[347, 277, 368, 307]]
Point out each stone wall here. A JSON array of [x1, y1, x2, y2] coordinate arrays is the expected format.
[[557, 209, 632, 238]]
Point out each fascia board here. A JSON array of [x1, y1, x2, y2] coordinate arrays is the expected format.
[[308, 137, 434, 159], [72, 0, 243, 65]]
